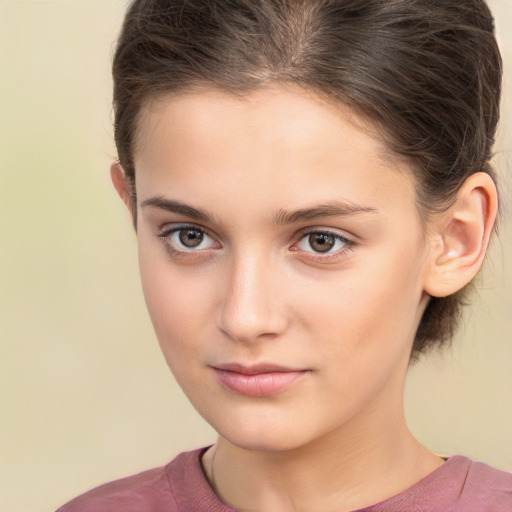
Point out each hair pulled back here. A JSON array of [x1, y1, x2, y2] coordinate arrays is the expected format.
[[112, 0, 502, 356]]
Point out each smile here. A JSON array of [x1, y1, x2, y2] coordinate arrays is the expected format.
[[211, 363, 309, 397]]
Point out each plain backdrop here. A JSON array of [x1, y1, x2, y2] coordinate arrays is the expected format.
[[0, 1, 511, 511]]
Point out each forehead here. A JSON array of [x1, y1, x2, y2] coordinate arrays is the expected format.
[[132, 86, 418, 220], [135, 86, 396, 165]]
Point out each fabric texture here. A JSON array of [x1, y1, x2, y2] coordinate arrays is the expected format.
[[56, 447, 512, 512]]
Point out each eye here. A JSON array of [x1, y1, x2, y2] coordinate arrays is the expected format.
[[158, 225, 219, 253], [295, 230, 352, 254]]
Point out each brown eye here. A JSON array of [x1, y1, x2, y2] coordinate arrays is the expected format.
[[295, 230, 351, 255], [178, 228, 204, 248], [159, 225, 218, 253], [308, 233, 336, 252]]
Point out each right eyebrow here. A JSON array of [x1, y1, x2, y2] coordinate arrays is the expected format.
[[141, 196, 216, 224]]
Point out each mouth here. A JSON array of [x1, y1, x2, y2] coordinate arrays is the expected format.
[[211, 363, 309, 397]]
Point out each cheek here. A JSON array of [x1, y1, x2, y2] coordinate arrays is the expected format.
[[300, 248, 425, 370], [137, 245, 215, 368]]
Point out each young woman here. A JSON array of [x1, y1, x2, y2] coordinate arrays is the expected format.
[[58, 0, 511, 510]]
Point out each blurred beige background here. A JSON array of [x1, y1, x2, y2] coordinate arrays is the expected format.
[[0, 1, 510, 511]]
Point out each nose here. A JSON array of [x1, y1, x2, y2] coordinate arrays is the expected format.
[[217, 253, 288, 343]]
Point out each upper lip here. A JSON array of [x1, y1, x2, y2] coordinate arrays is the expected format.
[[211, 363, 306, 375]]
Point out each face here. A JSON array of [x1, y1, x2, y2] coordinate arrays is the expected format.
[[131, 86, 432, 452]]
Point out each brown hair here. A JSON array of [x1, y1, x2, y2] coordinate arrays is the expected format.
[[112, 0, 502, 356]]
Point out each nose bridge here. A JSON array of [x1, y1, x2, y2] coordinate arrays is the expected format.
[[218, 248, 286, 343]]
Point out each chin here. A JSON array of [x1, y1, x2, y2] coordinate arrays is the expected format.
[[220, 430, 306, 453], [208, 411, 320, 453]]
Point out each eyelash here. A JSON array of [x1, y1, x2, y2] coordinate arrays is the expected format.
[[157, 224, 219, 258], [293, 229, 355, 262], [157, 224, 355, 262]]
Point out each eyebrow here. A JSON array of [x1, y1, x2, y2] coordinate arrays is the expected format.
[[141, 196, 378, 225], [141, 196, 216, 223], [274, 201, 378, 225]]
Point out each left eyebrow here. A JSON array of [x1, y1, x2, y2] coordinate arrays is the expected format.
[[274, 201, 378, 225]]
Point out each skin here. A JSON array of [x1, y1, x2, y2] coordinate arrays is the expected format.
[[112, 85, 497, 512]]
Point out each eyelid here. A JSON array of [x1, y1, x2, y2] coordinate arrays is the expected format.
[[157, 223, 221, 254], [291, 227, 355, 260], [158, 221, 217, 237], [155, 223, 356, 262], [295, 226, 354, 244]]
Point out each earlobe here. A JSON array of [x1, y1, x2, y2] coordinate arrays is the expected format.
[[110, 162, 133, 211], [424, 172, 498, 298]]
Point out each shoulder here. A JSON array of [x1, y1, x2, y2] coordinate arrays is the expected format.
[[406, 455, 511, 512], [363, 455, 512, 512], [56, 448, 214, 512], [56, 464, 177, 512], [451, 455, 512, 510]]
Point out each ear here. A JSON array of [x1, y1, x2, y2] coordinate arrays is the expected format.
[[424, 172, 498, 298], [110, 162, 133, 211]]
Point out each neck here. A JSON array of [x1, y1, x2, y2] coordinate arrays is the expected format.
[[203, 398, 443, 512]]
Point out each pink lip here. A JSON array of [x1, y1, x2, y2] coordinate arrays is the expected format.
[[212, 363, 309, 397]]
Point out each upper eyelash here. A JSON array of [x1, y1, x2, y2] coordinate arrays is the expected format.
[[157, 224, 218, 254], [290, 229, 356, 263], [156, 225, 354, 258], [296, 229, 354, 247], [157, 224, 207, 239]]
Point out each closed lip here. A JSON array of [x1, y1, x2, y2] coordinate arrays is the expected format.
[[210, 362, 310, 397], [211, 362, 307, 375]]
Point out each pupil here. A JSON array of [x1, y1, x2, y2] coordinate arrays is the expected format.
[[309, 233, 335, 253], [179, 229, 203, 248]]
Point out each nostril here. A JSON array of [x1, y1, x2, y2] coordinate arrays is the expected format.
[[217, 259, 288, 342], [218, 295, 287, 343], [218, 315, 277, 344]]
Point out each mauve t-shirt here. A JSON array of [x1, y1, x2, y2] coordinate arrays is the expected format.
[[57, 447, 512, 512]]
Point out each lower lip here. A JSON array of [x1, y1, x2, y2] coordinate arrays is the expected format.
[[214, 369, 308, 397]]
